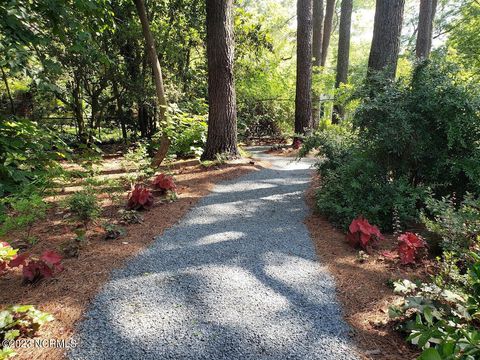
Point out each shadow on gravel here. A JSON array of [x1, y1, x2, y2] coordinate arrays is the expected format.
[[70, 160, 359, 360]]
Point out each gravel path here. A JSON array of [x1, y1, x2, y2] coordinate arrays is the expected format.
[[70, 147, 359, 360]]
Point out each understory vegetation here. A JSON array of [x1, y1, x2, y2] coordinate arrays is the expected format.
[[300, 4, 480, 355]]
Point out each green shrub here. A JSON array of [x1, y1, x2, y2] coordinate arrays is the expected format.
[[300, 125, 358, 174], [0, 193, 49, 240], [391, 254, 480, 359], [315, 153, 424, 231], [153, 106, 207, 159], [391, 192, 480, 359], [308, 58, 480, 231], [122, 142, 154, 182], [0, 117, 68, 196], [66, 189, 100, 223], [355, 59, 480, 198], [169, 112, 207, 158], [422, 194, 480, 253]]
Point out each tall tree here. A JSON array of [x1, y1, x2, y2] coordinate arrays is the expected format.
[[367, 0, 405, 79], [416, 0, 437, 59], [320, 0, 335, 67], [311, 0, 324, 128], [332, 0, 353, 124], [202, 0, 239, 160], [134, 0, 170, 166], [295, 0, 314, 138]]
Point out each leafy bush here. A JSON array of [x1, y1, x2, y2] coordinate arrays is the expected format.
[[0, 117, 68, 196], [126, 185, 154, 211], [315, 153, 424, 230], [168, 110, 207, 158], [355, 59, 480, 198], [0, 193, 49, 240], [0, 305, 53, 358], [300, 125, 357, 174], [309, 59, 480, 231], [422, 194, 480, 253], [397, 232, 427, 265], [121, 142, 154, 184], [66, 189, 101, 223], [346, 217, 384, 251], [152, 174, 177, 194], [391, 254, 480, 359], [102, 223, 126, 240]]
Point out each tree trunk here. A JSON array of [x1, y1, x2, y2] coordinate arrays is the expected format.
[[367, 0, 405, 80], [202, 0, 239, 160], [416, 0, 437, 59], [134, 0, 170, 166], [332, 0, 353, 124], [72, 73, 86, 143], [295, 0, 313, 139], [320, 0, 335, 67], [1, 67, 15, 115], [311, 0, 324, 129], [112, 80, 127, 142]]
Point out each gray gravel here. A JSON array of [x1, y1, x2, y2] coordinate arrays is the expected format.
[[69, 147, 359, 360]]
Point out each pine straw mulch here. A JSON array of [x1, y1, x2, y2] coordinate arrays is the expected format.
[[305, 174, 432, 360], [0, 157, 266, 360]]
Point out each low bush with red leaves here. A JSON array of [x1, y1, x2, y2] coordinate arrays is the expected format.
[[346, 217, 384, 251], [126, 184, 154, 210], [152, 174, 177, 194], [293, 138, 302, 150], [397, 232, 427, 265], [8, 250, 63, 283]]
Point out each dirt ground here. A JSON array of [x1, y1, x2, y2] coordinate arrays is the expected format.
[[0, 156, 264, 360], [305, 174, 430, 360]]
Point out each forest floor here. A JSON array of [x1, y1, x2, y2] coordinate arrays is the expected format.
[[0, 151, 264, 360]]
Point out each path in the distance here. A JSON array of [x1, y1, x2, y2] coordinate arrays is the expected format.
[[70, 147, 359, 360]]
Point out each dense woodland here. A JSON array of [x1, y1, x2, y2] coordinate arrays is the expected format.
[[1, 0, 480, 359]]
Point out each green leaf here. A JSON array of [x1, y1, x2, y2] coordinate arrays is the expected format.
[[418, 348, 442, 360]]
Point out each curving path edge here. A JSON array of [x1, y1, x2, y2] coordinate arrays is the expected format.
[[70, 147, 359, 360]]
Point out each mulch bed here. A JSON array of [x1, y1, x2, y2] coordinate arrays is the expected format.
[[305, 174, 430, 360]]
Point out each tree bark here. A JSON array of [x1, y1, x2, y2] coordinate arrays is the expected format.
[[367, 0, 405, 80], [134, 0, 170, 166], [295, 0, 314, 138], [332, 0, 353, 124], [311, 0, 324, 129], [1, 67, 15, 115], [202, 0, 239, 160], [320, 0, 335, 67], [416, 0, 437, 59]]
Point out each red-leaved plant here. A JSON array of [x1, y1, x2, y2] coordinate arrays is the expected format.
[[152, 174, 177, 194], [397, 232, 427, 265], [293, 139, 302, 150], [126, 184, 154, 210], [347, 217, 384, 251], [9, 250, 64, 283]]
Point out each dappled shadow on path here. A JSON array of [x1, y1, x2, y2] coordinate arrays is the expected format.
[[70, 156, 360, 360]]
